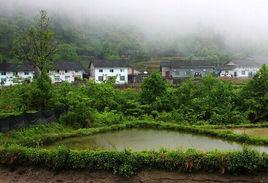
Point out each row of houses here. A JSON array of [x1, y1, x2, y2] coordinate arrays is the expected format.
[[0, 61, 85, 86], [160, 56, 268, 83], [1, 56, 267, 86], [0, 60, 138, 86]]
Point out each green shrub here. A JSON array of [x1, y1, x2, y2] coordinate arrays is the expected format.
[[52, 145, 70, 170], [227, 148, 263, 173], [94, 111, 125, 126], [0, 145, 266, 176]]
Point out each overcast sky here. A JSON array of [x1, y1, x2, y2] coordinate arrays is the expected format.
[[1, 0, 268, 44]]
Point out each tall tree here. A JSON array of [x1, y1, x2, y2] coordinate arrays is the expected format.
[[240, 65, 268, 122], [14, 10, 57, 111], [14, 10, 57, 75]]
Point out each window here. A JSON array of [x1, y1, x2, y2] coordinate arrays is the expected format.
[[24, 72, 29, 75], [110, 69, 114, 73], [99, 69, 103, 73], [1, 78, 6, 84], [241, 70, 246, 75], [54, 76, 60, 82], [98, 76, 103, 81], [65, 70, 68, 73], [1, 72, 6, 75], [174, 70, 180, 76], [120, 76, 125, 81], [13, 72, 18, 76], [57, 70, 60, 73], [120, 69, 124, 72]]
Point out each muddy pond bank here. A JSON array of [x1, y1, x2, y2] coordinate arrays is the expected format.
[[0, 166, 267, 183]]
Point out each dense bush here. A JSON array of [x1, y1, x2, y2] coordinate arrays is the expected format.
[[239, 65, 268, 122], [0, 68, 267, 125], [140, 72, 167, 104], [94, 110, 126, 126], [0, 145, 266, 177]]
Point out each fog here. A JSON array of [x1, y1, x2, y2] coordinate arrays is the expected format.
[[1, 0, 268, 50]]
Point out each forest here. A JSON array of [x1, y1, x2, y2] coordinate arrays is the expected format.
[[1, 10, 267, 66]]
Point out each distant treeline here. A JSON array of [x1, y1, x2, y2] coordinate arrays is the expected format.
[[0, 12, 267, 64]]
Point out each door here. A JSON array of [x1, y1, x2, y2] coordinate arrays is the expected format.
[[165, 71, 170, 78]]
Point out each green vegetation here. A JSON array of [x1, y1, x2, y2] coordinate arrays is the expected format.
[[0, 69, 268, 176], [1, 66, 268, 126], [0, 10, 268, 177], [0, 121, 268, 176], [0, 145, 267, 177], [239, 65, 268, 122]]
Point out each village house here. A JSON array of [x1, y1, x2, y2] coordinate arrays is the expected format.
[[48, 61, 84, 83], [220, 56, 268, 78], [160, 60, 218, 83], [0, 61, 85, 86], [0, 63, 35, 86], [89, 60, 129, 84]]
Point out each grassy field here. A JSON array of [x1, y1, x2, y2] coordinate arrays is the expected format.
[[232, 128, 268, 138]]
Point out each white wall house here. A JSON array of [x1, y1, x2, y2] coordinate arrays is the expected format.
[[0, 63, 35, 87], [49, 61, 84, 83], [220, 56, 268, 78], [89, 60, 129, 84], [0, 61, 85, 86]]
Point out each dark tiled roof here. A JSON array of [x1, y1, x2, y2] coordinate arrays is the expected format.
[[0, 63, 35, 72], [0, 61, 85, 72], [224, 57, 268, 68], [52, 61, 84, 71], [91, 60, 129, 68], [160, 60, 215, 68]]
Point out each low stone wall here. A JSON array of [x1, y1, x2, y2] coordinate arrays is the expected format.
[[0, 110, 59, 132]]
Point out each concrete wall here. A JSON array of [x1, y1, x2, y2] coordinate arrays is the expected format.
[[0, 110, 59, 132], [172, 68, 215, 78]]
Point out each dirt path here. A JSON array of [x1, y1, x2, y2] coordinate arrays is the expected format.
[[0, 166, 267, 183]]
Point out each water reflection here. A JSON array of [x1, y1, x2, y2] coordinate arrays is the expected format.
[[45, 129, 268, 153]]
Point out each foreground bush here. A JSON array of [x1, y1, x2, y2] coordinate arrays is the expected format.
[[0, 145, 267, 177]]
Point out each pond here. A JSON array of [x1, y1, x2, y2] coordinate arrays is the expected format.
[[45, 129, 268, 153]]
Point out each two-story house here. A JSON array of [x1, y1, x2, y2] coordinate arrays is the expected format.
[[89, 60, 129, 84], [220, 56, 268, 78], [49, 61, 85, 83], [0, 63, 35, 86], [0, 61, 85, 86]]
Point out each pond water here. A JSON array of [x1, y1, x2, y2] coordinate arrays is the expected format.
[[45, 129, 268, 153]]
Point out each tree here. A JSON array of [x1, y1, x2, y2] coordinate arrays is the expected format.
[[140, 72, 167, 104], [53, 43, 78, 60], [14, 10, 57, 111], [240, 65, 268, 122], [14, 10, 57, 75]]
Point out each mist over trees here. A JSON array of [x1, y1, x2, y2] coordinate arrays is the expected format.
[[1, 0, 268, 63]]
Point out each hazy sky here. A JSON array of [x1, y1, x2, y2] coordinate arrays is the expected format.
[[1, 0, 268, 43]]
